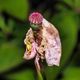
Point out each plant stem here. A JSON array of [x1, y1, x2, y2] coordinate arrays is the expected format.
[[37, 70, 43, 80]]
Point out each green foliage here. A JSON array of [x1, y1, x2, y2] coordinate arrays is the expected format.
[[0, 0, 29, 20], [62, 67, 80, 80], [0, 41, 24, 73], [6, 69, 35, 80], [64, 0, 80, 9]]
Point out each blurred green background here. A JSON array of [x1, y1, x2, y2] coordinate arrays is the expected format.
[[0, 0, 80, 80]]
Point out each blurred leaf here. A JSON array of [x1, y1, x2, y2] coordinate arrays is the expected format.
[[44, 66, 59, 80], [64, 0, 80, 9], [74, 0, 80, 8], [0, 41, 24, 73], [0, 0, 29, 20], [6, 69, 35, 80], [62, 67, 80, 80], [44, 9, 78, 80], [64, 0, 75, 8], [0, 16, 14, 33], [0, 16, 6, 29], [13, 23, 29, 45]]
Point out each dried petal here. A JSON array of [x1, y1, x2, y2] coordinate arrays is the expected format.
[[24, 42, 37, 60], [23, 28, 38, 60], [42, 19, 61, 66]]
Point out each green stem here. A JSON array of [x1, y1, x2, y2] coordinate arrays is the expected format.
[[37, 70, 43, 80]]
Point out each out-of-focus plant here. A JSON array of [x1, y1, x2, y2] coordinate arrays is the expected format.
[[0, 0, 29, 20], [62, 67, 80, 80]]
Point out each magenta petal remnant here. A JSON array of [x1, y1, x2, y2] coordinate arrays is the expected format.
[[29, 12, 43, 24], [24, 12, 61, 71]]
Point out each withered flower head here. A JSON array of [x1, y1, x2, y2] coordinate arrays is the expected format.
[[24, 12, 61, 72]]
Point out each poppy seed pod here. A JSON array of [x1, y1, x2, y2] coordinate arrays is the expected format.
[[29, 12, 43, 24]]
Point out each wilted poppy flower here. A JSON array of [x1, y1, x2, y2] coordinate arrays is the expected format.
[[23, 12, 61, 71]]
